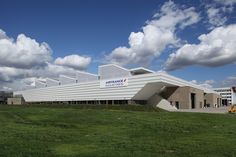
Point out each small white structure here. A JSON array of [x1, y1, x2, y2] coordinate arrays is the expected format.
[[99, 64, 131, 80], [59, 75, 77, 85], [76, 71, 97, 83], [46, 78, 60, 87], [130, 67, 155, 75], [35, 80, 46, 88]]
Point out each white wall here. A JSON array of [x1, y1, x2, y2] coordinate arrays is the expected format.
[[15, 72, 217, 102], [232, 92, 236, 105], [76, 71, 97, 83], [35, 81, 46, 88], [59, 75, 77, 85], [46, 78, 60, 87], [99, 64, 131, 80]]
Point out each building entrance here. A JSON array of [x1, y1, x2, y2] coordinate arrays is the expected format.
[[191, 93, 196, 109]]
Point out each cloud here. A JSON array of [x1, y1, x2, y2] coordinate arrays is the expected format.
[[22, 77, 36, 86], [214, 0, 236, 6], [190, 79, 215, 88], [54, 54, 91, 70], [1, 86, 12, 91], [165, 24, 236, 70], [0, 29, 8, 39], [0, 29, 92, 91], [190, 80, 198, 84], [222, 76, 236, 87], [0, 62, 89, 91], [0, 67, 28, 82], [205, 0, 236, 29], [206, 6, 227, 28], [106, 1, 200, 66], [36, 63, 81, 78], [200, 80, 215, 88], [0, 29, 52, 69]]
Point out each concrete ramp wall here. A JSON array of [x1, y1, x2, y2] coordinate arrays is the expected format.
[[148, 93, 177, 111], [156, 99, 177, 111]]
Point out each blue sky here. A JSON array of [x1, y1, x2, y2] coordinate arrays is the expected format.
[[0, 0, 236, 90]]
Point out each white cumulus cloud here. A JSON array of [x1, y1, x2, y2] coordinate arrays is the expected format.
[[0, 29, 52, 69], [54, 54, 91, 70], [222, 76, 236, 87], [205, 0, 236, 29], [165, 24, 236, 70], [190, 80, 198, 84], [214, 0, 236, 6], [0, 29, 92, 91], [190, 79, 215, 88], [206, 6, 227, 28], [0, 67, 28, 82], [106, 1, 200, 66], [0, 29, 8, 39], [0, 62, 92, 91]]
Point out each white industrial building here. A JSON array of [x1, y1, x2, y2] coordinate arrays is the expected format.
[[214, 87, 236, 105], [14, 64, 221, 110]]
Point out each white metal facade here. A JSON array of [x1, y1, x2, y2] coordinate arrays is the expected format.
[[14, 64, 217, 102], [76, 71, 97, 83], [35, 80, 46, 88], [59, 75, 77, 85], [99, 64, 131, 80], [46, 78, 60, 87]]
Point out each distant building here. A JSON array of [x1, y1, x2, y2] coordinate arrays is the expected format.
[[214, 87, 236, 105], [7, 95, 25, 105], [0, 91, 13, 104], [15, 64, 221, 110]]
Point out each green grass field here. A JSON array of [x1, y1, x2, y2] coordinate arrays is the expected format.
[[0, 105, 235, 157]]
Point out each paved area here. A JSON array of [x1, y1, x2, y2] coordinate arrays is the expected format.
[[175, 107, 228, 114]]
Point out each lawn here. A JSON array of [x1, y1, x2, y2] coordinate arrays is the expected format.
[[0, 105, 235, 157]]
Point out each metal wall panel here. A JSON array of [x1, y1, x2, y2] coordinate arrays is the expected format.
[[46, 78, 60, 87], [15, 72, 218, 102], [99, 64, 131, 80], [35, 80, 46, 88], [76, 71, 97, 83], [59, 75, 77, 85]]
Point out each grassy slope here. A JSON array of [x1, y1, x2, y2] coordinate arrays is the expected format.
[[0, 105, 235, 157]]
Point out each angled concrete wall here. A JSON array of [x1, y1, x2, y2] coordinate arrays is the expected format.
[[205, 93, 222, 107], [162, 86, 204, 109]]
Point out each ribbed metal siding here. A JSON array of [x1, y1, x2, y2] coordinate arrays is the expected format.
[[15, 73, 216, 102], [15, 74, 154, 102]]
